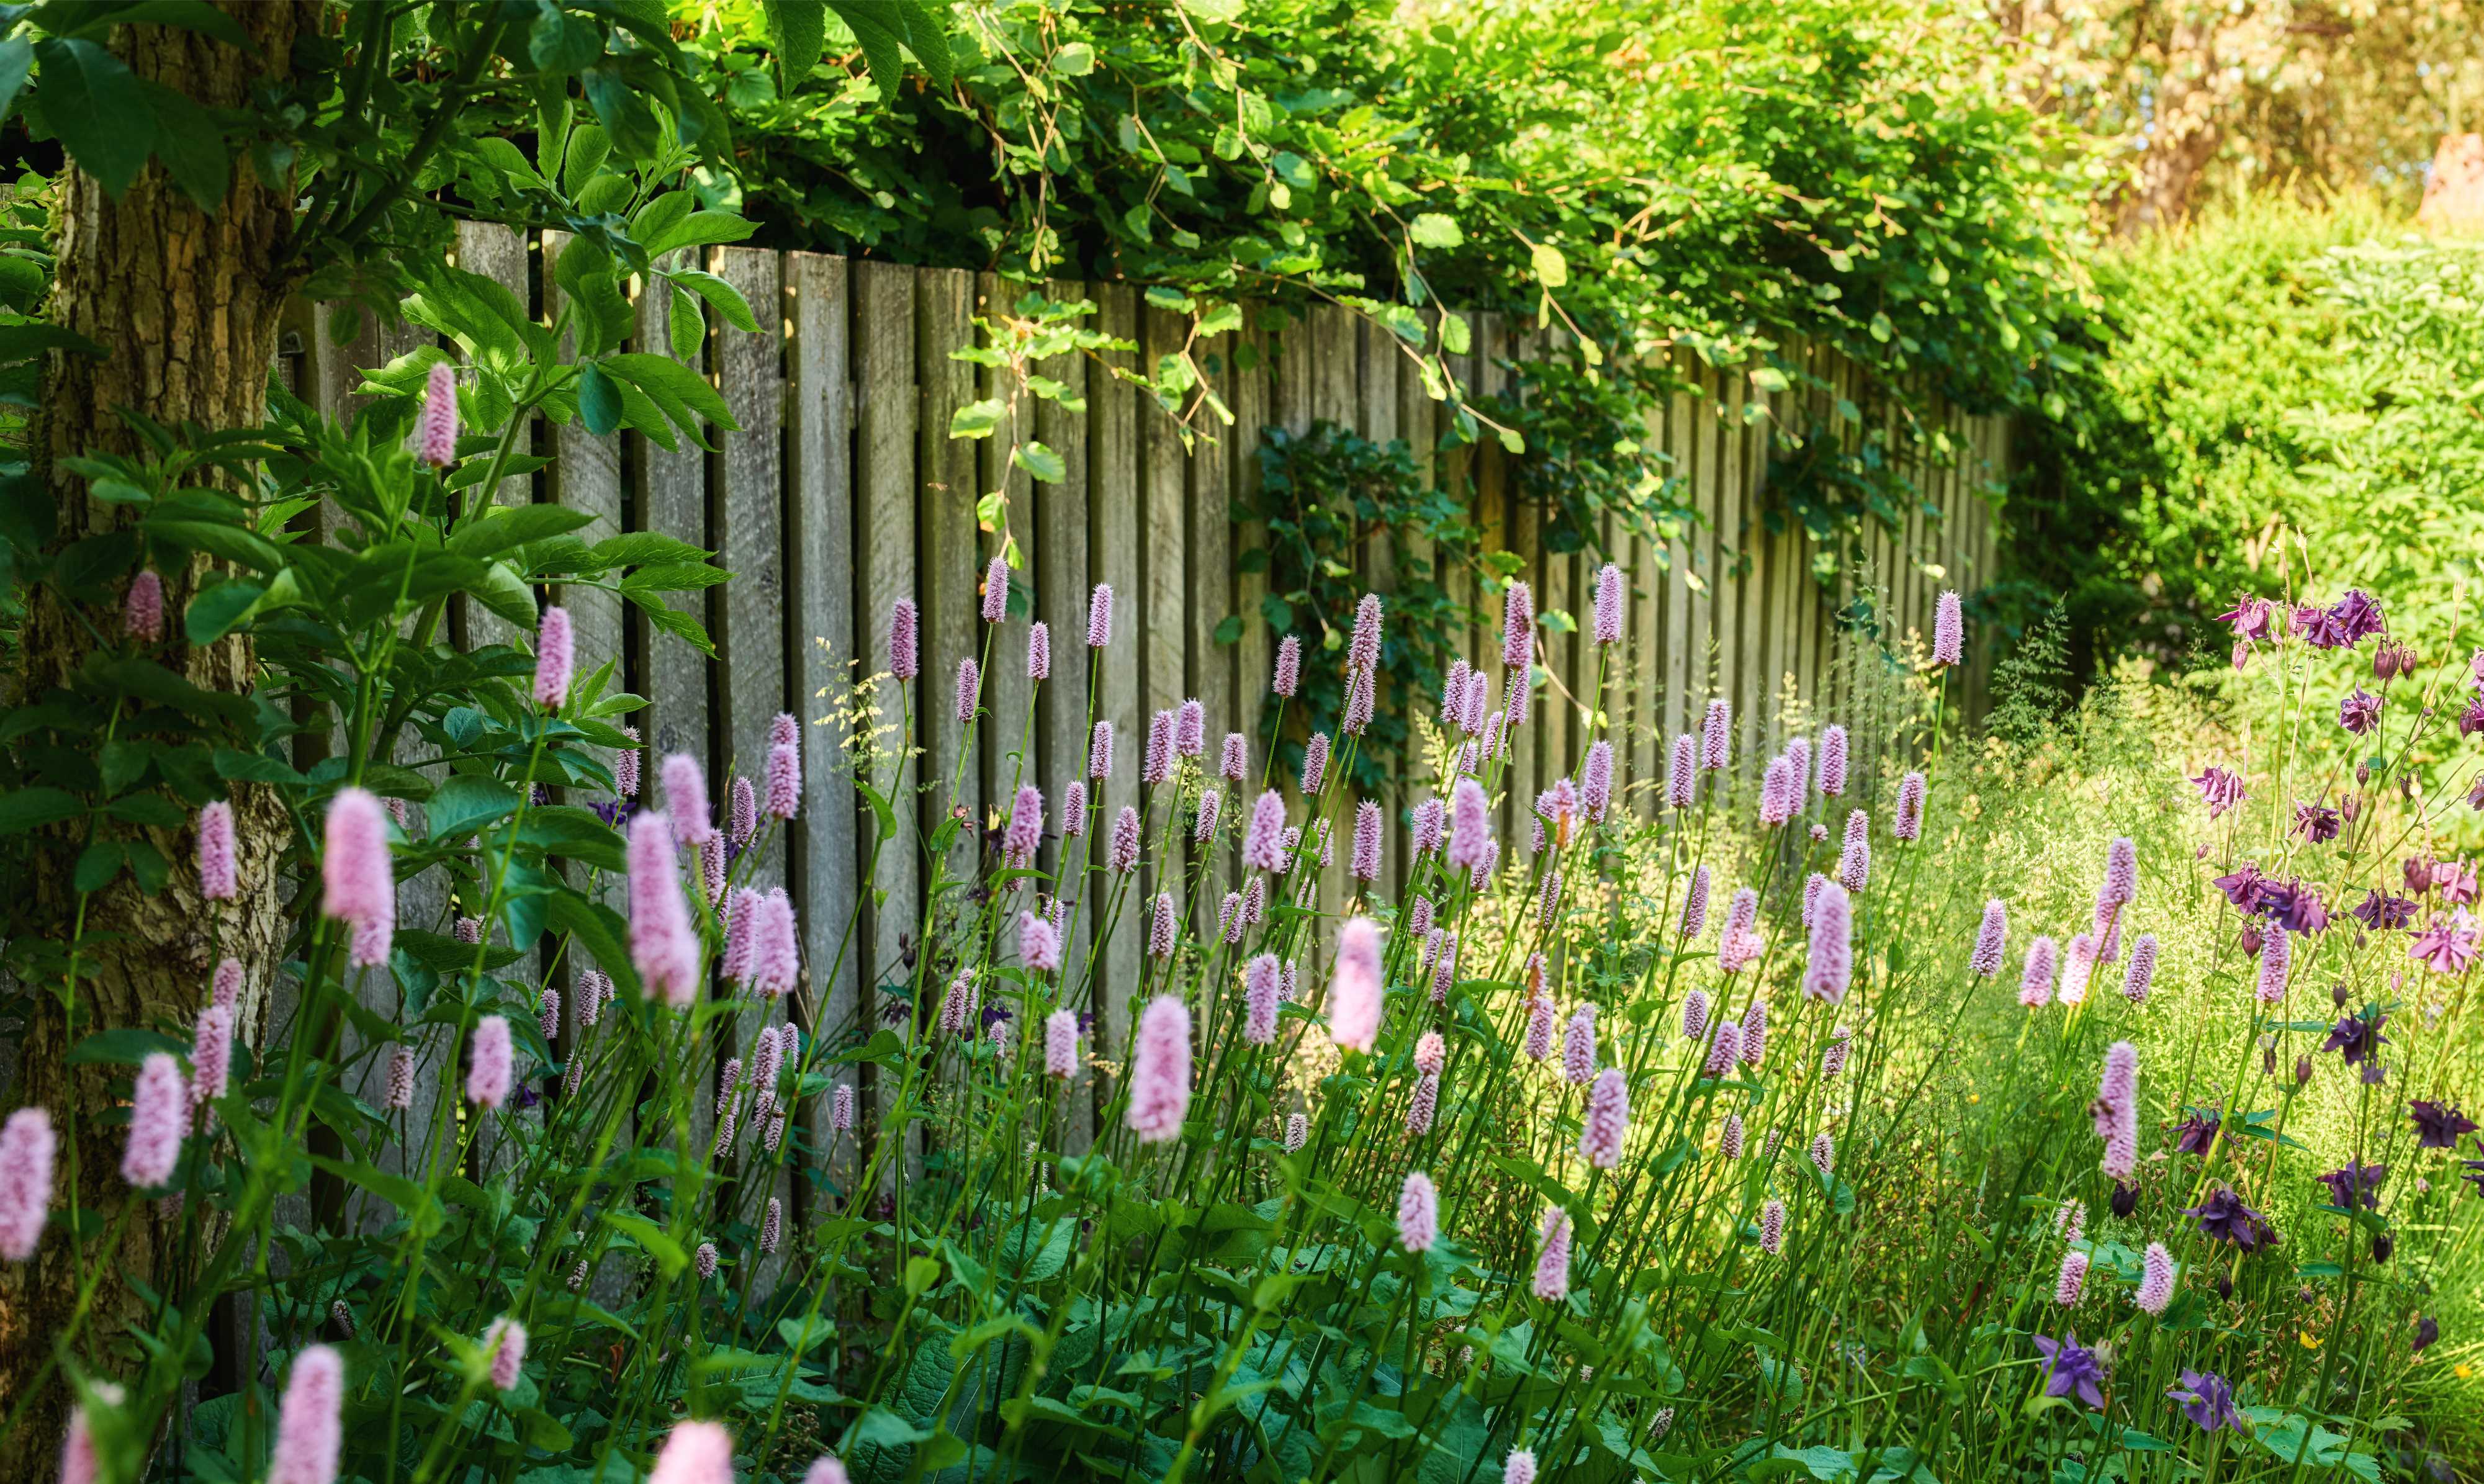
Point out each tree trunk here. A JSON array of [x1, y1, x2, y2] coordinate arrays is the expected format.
[[0, 4, 320, 1472]]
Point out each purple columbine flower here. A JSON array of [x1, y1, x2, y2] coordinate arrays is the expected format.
[[2174, 1109, 2221, 1155], [2191, 766, 2247, 819], [2320, 1009, 2387, 1066], [2314, 1161, 2386, 1210], [2352, 889, 2415, 930], [2167, 1370, 2241, 1432], [2291, 800, 2341, 843], [2410, 1099, 2478, 1150], [2183, 1187, 2275, 1249], [2029, 1333, 2105, 1409], [2410, 911, 2480, 974], [2339, 686, 2382, 735]]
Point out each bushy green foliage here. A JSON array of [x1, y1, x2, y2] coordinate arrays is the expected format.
[[2012, 196, 2484, 678], [682, 0, 2093, 579]]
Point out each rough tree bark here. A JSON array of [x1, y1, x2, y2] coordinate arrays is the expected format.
[[0, 3, 322, 1472]]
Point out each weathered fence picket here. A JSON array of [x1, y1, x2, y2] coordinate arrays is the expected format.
[[292, 241, 2009, 1235]]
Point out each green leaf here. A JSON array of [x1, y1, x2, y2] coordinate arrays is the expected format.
[[640, 211, 759, 259], [0, 786, 84, 835], [601, 1211, 687, 1276], [603, 352, 740, 436], [762, 0, 827, 84], [1528, 241, 1568, 290], [0, 36, 34, 126], [1409, 213, 1463, 248], [949, 398, 1006, 439], [1012, 441, 1066, 482], [577, 362, 623, 437], [184, 579, 264, 645], [529, 6, 602, 73], [66, 1026, 186, 1066], [426, 775, 520, 839], [667, 268, 758, 333], [73, 840, 125, 892], [34, 39, 155, 197], [1051, 41, 1095, 76]]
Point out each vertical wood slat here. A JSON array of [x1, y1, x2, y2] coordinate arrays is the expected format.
[[1035, 277, 1094, 1153], [1137, 306, 1192, 935], [1189, 320, 1236, 923], [1087, 284, 1143, 1121], [917, 268, 981, 894], [976, 275, 1037, 830], [1357, 317, 1402, 899], [852, 261, 920, 1189], [786, 251, 859, 1210], [711, 244, 791, 1266]]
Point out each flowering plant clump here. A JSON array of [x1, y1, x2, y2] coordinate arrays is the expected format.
[[9, 449, 2484, 1484]]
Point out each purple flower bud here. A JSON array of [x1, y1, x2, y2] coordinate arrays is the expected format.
[[1894, 771, 1925, 840], [1110, 806, 1141, 874], [1302, 732, 1330, 795], [1243, 790, 1287, 872], [1273, 634, 1300, 696], [2020, 935, 2059, 1007], [1220, 732, 1246, 784], [1143, 711, 1174, 785], [1149, 893, 1179, 959], [2124, 933, 2159, 1004], [1026, 621, 1050, 680], [1061, 779, 1086, 838], [416, 359, 459, 467], [1592, 562, 1624, 645], [954, 658, 980, 724], [1176, 698, 1205, 757], [1932, 590, 1963, 667], [982, 554, 1009, 624], [1972, 899, 2007, 978], [1087, 583, 1113, 648], [889, 598, 919, 680], [1349, 592, 1384, 673], [1502, 582, 1533, 668], [1680, 864, 1711, 939], [1701, 699, 1731, 770], [1578, 1068, 1628, 1168], [1562, 1004, 1598, 1086], [1195, 788, 1222, 845], [1804, 881, 1852, 1003], [1351, 801, 1382, 881], [1667, 734, 1697, 811], [1447, 778, 1492, 871], [1581, 740, 1613, 824]]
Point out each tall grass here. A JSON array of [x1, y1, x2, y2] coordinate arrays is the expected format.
[[12, 560, 2482, 1483]]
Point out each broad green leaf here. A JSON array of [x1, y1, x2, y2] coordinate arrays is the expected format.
[[34, 40, 155, 197]]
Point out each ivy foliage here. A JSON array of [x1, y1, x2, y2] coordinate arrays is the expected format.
[[676, 0, 2095, 587], [1237, 422, 1469, 789]]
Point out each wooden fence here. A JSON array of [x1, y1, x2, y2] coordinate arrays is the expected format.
[[283, 224, 2009, 1227]]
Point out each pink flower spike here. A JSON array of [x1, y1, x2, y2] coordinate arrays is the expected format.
[[2123, 933, 2159, 1004], [190, 1004, 235, 1123], [2019, 935, 2059, 1007], [385, 1046, 415, 1110], [1760, 1198, 1786, 1256], [2256, 924, 2290, 1004], [322, 788, 395, 965], [1506, 1449, 1539, 1484], [1149, 892, 1180, 959], [1273, 634, 1300, 696], [1087, 720, 1114, 780], [1501, 581, 1533, 668], [1086, 583, 1114, 648], [212, 956, 243, 1009], [1328, 917, 1384, 1052], [616, 726, 642, 798], [1020, 910, 1061, 972], [1817, 724, 1847, 797], [1143, 710, 1174, 785], [2135, 1242, 2176, 1313], [1176, 698, 1205, 757], [1045, 1010, 1079, 1077], [1351, 801, 1382, 881], [2054, 1249, 2089, 1306], [647, 1419, 736, 1484], [1026, 620, 1051, 680], [1061, 779, 1086, 838], [1301, 732, 1330, 795], [1701, 699, 1731, 770], [1532, 1207, 1572, 1302], [1397, 1169, 1439, 1252], [750, 888, 800, 997], [662, 755, 713, 847], [765, 739, 801, 822], [1349, 591, 1384, 672], [198, 800, 238, 901], [1243, 790, 1287, 872], [1971, 899, 2008, 978], [1591, 562, 1624, 645], [804, 1457, 852, 1484], [629, 812, 703, 1007], [1109, 806, 1140, 874], [1126, 995, 1192, 1143], [466, 1016, 513, 1109], [1447, 778, 1492, 871], [955, 657, 981, 724], [889, 597, 920, 680], [982, 552, 1009, 624], [1802, 880, 1853, 1003], [121, 1052, 185, 1189], [1581, 740, 1614, 823], [125, 569, 164, 641], [1004, 784, 1044, 866], [1894, 771, 1926, 840], [1932, 590, 1964, 667], [1667, 734, 1697, 811], [1562, 1004, 1598, 1086], [1578, 1068, 1629, 1168], [729, 776, 758, 847], [269, 1345, 345, 1484], [534, 605, 574, 710], [414, 359, 460, 469], [0, 1106, 56, 1260], [1220, 732, 1246, 784], [482, 1316, 527, 1392]]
